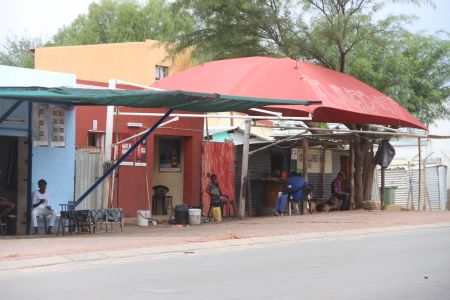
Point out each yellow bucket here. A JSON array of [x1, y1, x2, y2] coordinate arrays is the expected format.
[[212, 206, 222, 222]]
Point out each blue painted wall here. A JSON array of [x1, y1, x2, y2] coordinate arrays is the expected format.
[[32, 109, 75, 211], [211, 131, 230, 142], [0, 65, 76, 213]]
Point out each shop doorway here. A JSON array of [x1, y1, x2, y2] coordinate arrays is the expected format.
[[0, 136, 28, 234], [152, 136, 184, 214]]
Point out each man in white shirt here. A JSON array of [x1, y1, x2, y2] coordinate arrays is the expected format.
[[32, 179, 56, 235]]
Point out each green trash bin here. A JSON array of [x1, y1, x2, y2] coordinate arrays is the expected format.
[[382, 186, 397, 205]]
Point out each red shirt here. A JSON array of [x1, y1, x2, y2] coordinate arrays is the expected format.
[[331, 178, 342, 195]]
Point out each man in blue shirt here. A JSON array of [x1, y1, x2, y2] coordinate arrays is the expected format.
[[275, 170, 308, 215], [286, 170, 307, 202]]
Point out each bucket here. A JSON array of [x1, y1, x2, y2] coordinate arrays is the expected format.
[[212, 206, 222, 222], [188, 208, 202, 225], [174, 204, 189, 225], [137, 210, 151, 227]]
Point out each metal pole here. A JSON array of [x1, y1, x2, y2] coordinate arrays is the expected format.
[[321, 146, 326, 202], [418, 138, 422, 211], [74, 109, 173, 207], [303, 138, 309, 180], [26, 102, 33, 235], [0, 100, 23, 125], [239, 120, 251, 218], [350, 144, 355, 209], [105, 80, 116, 161], [118, 111, 312, 121], [423, 159, 427, 211], [381, 167, 385, 208], [408, 161, 415, 210], [252, 124, 428, 138]]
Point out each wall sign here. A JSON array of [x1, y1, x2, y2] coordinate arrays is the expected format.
[[135, 139, 147, 167], [118, 133, 147, 167], [33, 104, 49, 146], [296, 148, 332, 173], [50, 106, 66, 147], [118, 133, 135, 166], [33, 104, 67, 148]]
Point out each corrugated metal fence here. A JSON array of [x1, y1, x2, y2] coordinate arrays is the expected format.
[[75, 148, 109, 210], [377, 163, 448, 211]]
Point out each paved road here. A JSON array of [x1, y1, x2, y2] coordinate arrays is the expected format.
[[2, 228, 450, 300]]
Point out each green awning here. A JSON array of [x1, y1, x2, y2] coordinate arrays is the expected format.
[[0, 87, 318, 112]]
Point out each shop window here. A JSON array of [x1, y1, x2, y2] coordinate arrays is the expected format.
[[87, 131, 105, 151], [159, 138, 181, 172], [155, 65, 169, 81]]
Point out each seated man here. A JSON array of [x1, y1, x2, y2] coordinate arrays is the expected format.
[[0, 197, 15, 222], [32, 179, 56, 235], [206, 174, 227, 216], [286, 170, 307, 200], [331, 172, 350, 211], [274, 170, 307, 215]]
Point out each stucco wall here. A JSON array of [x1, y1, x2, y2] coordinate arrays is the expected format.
[[0, 65, 76, 215], [35, 40, 194, 86]]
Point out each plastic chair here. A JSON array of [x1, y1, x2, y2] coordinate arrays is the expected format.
[[105, 208, 123, 232], [74, 210, 92, 233], [90, 208, 107, 233], [287, 184, 314, 215], [57, 202, 77, 236], [152, 185, 173, 215]]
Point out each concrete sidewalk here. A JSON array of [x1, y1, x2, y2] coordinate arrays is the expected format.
[[1, 211, 450, 272]]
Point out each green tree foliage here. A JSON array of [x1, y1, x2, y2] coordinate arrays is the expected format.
[[173, 0, 448, 207], [173, 0, 450, 123], [0, 36, 42, 68], [171, 0, 296, 61], [348, 32, 450, 126], [51, 0, 194, 46]]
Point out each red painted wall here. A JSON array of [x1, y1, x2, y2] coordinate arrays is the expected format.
[[75, 81, 204, 217], [201, 141, 236, 216]]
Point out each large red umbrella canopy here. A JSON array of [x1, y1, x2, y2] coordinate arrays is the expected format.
[[154, 56, 427, 130]]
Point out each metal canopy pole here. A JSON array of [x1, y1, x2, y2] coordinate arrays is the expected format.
[[303, 138, 309, 180], [74, 109, 173, 207], [26, 102, 33, 235], [0, 100, 24, 124]]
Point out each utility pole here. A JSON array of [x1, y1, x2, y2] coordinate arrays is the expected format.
[[239, 120, 251, 218]]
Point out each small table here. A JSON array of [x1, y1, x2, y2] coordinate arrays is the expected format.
[[56, 204, 77, 236]]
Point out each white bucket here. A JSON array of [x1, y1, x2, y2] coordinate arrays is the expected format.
[[137, 210, 151, 227], [188, 208, 202, 225]]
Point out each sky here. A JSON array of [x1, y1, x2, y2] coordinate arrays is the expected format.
[[0, 0, 449, 45]]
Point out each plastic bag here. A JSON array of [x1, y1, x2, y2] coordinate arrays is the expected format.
[[375, 140, 396, 168]]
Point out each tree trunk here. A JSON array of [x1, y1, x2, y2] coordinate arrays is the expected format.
[[348, 125, 375, 208], [363, 138, 376, 201], [353, 139, 364, 208]]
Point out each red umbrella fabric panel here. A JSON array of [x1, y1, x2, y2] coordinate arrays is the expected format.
[[154, 56, 426, 130]]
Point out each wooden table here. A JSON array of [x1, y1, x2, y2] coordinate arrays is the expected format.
[[261, 178, 286, 208]]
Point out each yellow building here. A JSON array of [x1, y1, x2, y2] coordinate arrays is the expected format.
[[35, 39, 194, 86]]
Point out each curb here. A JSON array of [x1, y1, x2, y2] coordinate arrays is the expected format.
[[2, 222, 450, 273]]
